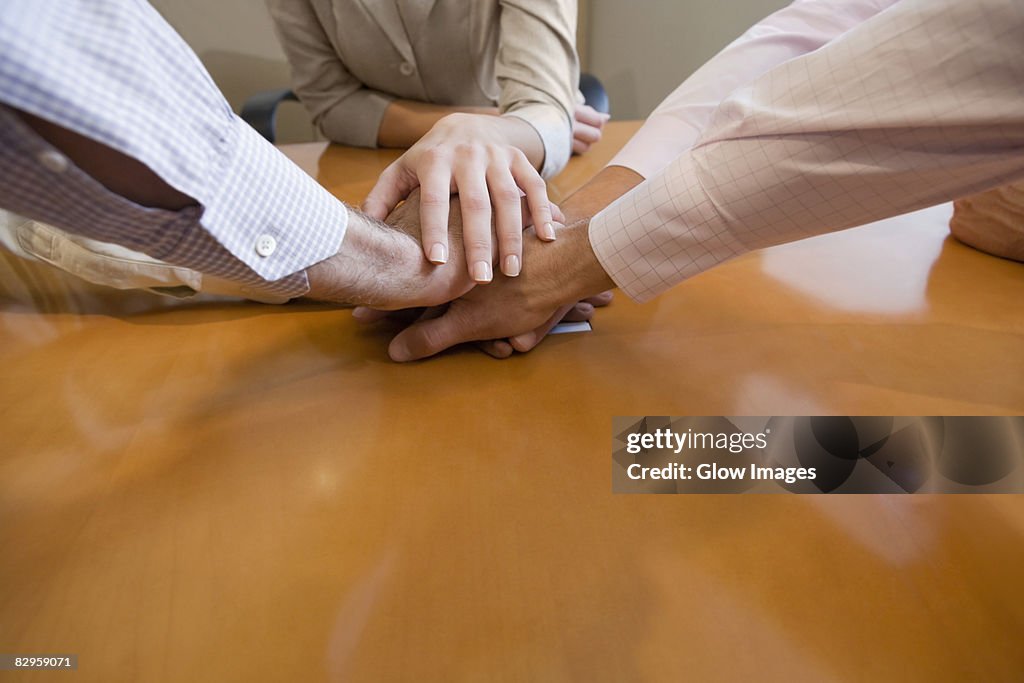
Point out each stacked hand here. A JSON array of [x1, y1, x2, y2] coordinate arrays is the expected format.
[[310, 150, 637, 362], [362, 113, 557, 283], [355, 218, 615, 362], [312, 188, 563, 309]]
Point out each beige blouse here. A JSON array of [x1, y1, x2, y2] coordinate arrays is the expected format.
[[266, 0, 579, 177]]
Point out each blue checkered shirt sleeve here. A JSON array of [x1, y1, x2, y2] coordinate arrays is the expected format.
[[0, 0, 350, 299]]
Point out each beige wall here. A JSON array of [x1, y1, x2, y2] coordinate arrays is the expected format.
[[150, 0, 315, 143], [583, 0, 790, 119], [153, 0, 792, 141]]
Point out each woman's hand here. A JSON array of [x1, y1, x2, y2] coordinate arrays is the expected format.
[[362, 113, 556, 284], [572, 104, 610, 155]]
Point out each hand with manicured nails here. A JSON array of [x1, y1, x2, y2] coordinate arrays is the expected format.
[[361, 113, 558, 285], [325, 188, 563, 312], [376, 221, 616, 362], [351, 166, 645, 361]]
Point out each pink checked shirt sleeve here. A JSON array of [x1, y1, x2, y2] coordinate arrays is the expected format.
[[610, 0, 900, 180], [590, 0, 1024, 302]]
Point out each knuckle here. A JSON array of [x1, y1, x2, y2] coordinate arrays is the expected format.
[[492, 185, 522, 203], [519, 172, 545, 191], [465, 238, 492, 254], [510, 335, 536, 353], [420, 326, 446, 351], [461, 193, 491, 213], [422, 146, 451, 166], [420, 191, 449, 209], [499, 224, 523, 241], [484, 143, 507, 158], [500, 237, 523, 253], [453, 142, 481, 159], [412, 328, 452, 356]]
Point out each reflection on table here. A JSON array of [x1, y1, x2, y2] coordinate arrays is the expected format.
[[1, 122, 1023, 682]]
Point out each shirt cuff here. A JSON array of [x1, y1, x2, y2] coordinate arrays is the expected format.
[[503, 103, 572, 179], [607, 114, 702, 180], [316, 89, 395, 148], [192, 115, 349, 286], [589, 153, 748, 303]]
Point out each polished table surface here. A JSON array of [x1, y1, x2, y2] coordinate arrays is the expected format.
[[2, 122, 1023, 682]]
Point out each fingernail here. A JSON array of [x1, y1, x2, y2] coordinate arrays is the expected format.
[[473, 260, 492, 283], [503, 254, 521, 277], [389, 342, 410, 362], [540, 222, 557, 241], [428, 242, 448, 264]]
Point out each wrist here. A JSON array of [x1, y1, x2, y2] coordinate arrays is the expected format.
[[305, 210, 421, 307], [435, 112, 545, 169], [561, 166, 645, 224], [492, 115, 545, 169], [526, 219, 615, 309]]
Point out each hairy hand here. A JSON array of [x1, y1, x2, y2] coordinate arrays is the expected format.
[[379, 221, 615, 361]]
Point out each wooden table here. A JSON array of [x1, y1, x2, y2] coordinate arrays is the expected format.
[[2, 122, 1023, 682]]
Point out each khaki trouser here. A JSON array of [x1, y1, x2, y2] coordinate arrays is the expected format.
[[950, 180, 1024, 263], [0, 210, 289, 305]]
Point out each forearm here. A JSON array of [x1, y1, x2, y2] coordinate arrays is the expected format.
[[592, 0, 1024, 303], [495, 0, 579, 177], [0, 0, 350, 300], [560, 165, 644, 224], [268, 0, 388, 149], [15, 109, 195, 212], [544, 220, 617, 305], [377, 101, 498, 149], [305, 212, 419, 307]]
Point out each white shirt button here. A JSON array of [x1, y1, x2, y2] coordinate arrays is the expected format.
[[38, 150, 69, 173], [255, 234, 277, 257], [398, 62, 415, 76]]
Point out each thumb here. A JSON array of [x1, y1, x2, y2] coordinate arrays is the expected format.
[[388, 306, 478, 362], [362, 162, 417, 220]]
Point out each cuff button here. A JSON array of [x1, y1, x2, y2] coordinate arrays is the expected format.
[[255, 234, 277, 257], [38, 150, 70, 173]]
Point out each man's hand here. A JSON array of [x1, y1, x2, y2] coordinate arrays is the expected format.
[[473, 290, 615, 359], [384, 221, 615, 362], [351, 166, 645, 360], [468, 166, 645, 358], [305, 201, 475, 310], [362, 113, 557, 283]]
